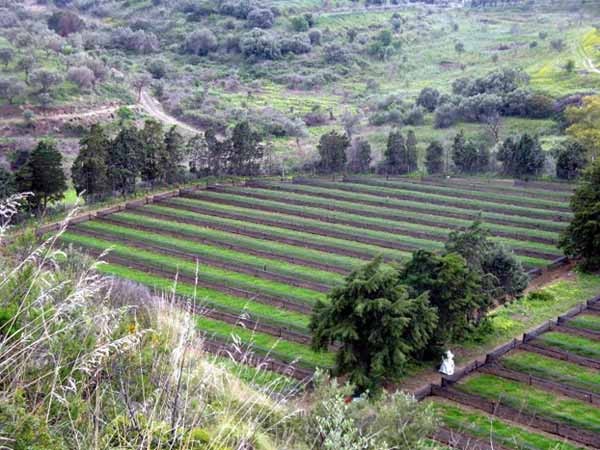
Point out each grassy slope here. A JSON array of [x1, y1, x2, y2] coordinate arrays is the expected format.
[[88, 261, 312, 331], [431, 399, 583, 450], [458, 373, 600, 433], [568, 313, 600, 332], [62, 231, 325, 305], [537, 331, 600, 359], [137, 205, 411, 261], [181, 190, 561, 256], [76, 219, 343, 286], [456, 272, 600, 362], [502, 350, 600, 394]]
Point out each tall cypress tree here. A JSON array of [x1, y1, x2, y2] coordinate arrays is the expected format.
[[72, 124, 110, 202], [16, 140, 67, 212], [108, 128, 142, 196], [139, 119, 167, 185], [163, 126, 184, 184], [425, 141, 444, 174], [383, 130, 406, 175], [405, 129, 418, 172], [229, 121, 263, 176]]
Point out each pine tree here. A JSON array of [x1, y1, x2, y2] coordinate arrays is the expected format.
[[399, 250, 481, 348], [139, 119, 167, 185], [425, 141, 444, 174], [347, 138, 372, 173], [310, 256, 437, 392], [497, 134, 545, 179], [317, 130, 349, 174], [229, 121, 263, 176], [16, 140, 67, 212], [163, 126, 184, 184], [383, 130, 406, 175], [72, 124, 110, 202], [108, 128, 142, 196], [559, 160, 600, 271], [405, 130, 418, 172]]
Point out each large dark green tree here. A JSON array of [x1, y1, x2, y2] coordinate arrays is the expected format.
[[347, 138, 372, 173], [310, 257, 437, 392], [71, 124, 110, 201], [559, 160, 600, 270], [228, 121, 263, 176], [108, 128, 142, 196], [383, 130, 416, 175], [16, 140, 67, 212], [399, 250, 482, 347], [554, 140, 587, 181], [317, 130, 349, 174], [445, 221, 528, 299], [452, 131, 488, 174], [139, 119, 167, 185], [497, 134, 545, 178], [425, 141, 444, 174], [163, 126, 185, 183]]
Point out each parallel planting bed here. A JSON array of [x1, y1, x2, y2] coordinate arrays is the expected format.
[[429, 298, 600, 450], [62, 176, 572, 381]]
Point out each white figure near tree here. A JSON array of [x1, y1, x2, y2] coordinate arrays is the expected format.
[[439, 350, 455, 376]]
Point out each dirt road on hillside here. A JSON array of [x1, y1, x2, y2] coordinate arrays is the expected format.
[[139, 90, 201, 135]]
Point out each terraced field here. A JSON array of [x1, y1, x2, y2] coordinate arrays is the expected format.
[[429, 297, 600, 450], [62, 176, 572, 381]]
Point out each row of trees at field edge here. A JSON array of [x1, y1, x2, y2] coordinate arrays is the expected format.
[[0, 119, 268, 213], [316, 128, 585, 180]]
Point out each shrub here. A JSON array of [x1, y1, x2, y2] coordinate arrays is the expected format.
[[240, 28, 281, 59], [416, 87, 440, 112], [184, 29, 218, 56], [280, 35, 311, 55], [247, 8, 274, 29], [290, 15, 309, 32], [67, 66, 95, 91], [527, 291, 555, 302]]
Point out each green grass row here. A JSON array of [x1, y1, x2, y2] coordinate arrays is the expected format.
[[431, 399, 583, 450], [568, 313, 600, 333], [75, 220, 343, 287], [151, 201, 548, 268], [211, 355, 302, 393], [104, 210, 363, 271], [457, 373, 600, 434], [299, 180, 568, 220], [502, 351, 600, 395], [537, 331, 600, 360], [135, 205, 411, 262], [221, 185, 559, 241], [96, 262, 311, 332], [169, 196, 444, 252], [258, 182, 567, 232], [195, 316, 335, 369], [183, 191, 561, 256], [62, 231, 325, 305], [359, 175, 573, 200], [345, 177, 570, 209]]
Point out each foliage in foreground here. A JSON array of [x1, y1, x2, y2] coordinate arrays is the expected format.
[[0, 196, 441, 450]]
